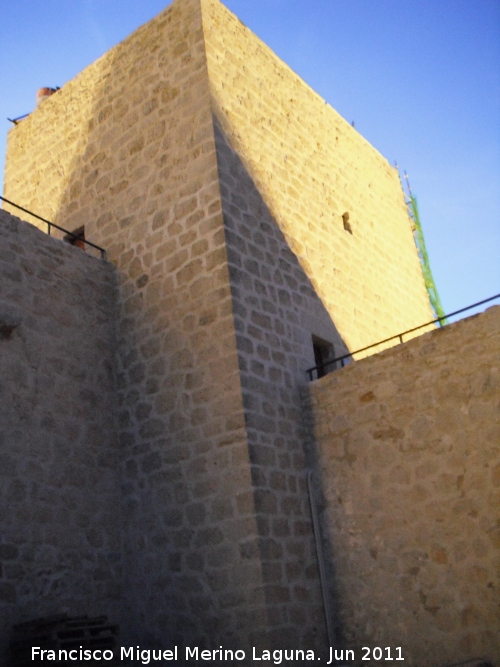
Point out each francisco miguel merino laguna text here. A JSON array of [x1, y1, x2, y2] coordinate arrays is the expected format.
[[32, 646, 317, 664]]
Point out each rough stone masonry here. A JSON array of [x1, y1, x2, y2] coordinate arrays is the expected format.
[[2, 0, 497, 665], [305, 305, 500, 666], [0, 210, 122, 659]]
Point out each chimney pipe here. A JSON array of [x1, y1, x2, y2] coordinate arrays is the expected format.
[[37, 87, 58, 106]]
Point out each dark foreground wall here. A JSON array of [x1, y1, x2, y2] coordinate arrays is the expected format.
[[0, 211, 122, 662]]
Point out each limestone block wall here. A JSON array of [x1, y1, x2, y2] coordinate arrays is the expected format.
[[215, 120, 350, 649], [201, 0, 434, 354], [3, 0, 269, 650], [3, 0, 446, 653], [305, 306, 500, 666], [0, 211, 121, 663]]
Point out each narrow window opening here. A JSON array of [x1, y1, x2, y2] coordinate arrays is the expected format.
[[65, 226, 85, 250], [312, 335, 334, 379], [342, 212, 353, 234]]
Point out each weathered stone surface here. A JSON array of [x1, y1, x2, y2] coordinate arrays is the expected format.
[[3, 0, 495, 661], [202, 0, 434, 355], [2, 0, 263, 653], [305, 306, 500, 666], [0, 210, 121, 661]]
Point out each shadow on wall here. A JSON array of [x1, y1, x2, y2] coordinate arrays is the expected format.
[[3, 0, 263, 651], [214, 117, 349, 650], [3, 0, 353, 651], [0, 211, 122, 666], [2, 55, 113, 235], [2, 4, 178, 650]]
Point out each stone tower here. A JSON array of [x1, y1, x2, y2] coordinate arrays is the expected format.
[[2, 0, 434, 656]]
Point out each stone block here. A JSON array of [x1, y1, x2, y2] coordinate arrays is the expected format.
[[307, 306, 500, 665]]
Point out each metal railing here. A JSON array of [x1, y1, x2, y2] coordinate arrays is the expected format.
[[306, 293, 500, 381], [7, 113, 30, 125], [0, 196, 106, 259]]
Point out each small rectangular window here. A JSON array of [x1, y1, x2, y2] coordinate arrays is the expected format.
[[312, 335, 334, 379]]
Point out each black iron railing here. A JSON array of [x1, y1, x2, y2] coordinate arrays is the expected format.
[[0, 196, 106, 259], [7, 113, 30, 125], [306, 293, 500, 381]]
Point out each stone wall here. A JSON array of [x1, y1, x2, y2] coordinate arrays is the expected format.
[[2, 0, 443, 655], [305, 306, 500, 666], [5, 0, 435, 356], [0, 210, 121, 663], [201, 0, 434, 354], [215, 120, 348, 649], [3, 0, 267, 651]]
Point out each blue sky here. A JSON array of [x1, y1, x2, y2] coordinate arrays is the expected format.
[[1, 0, 499, 320]]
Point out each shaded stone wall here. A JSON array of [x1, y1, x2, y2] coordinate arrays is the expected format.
[[305, 306, 500, 666], [201, 0, 434, 355], [3, 0, 444, 655], [3, 0, 268, 651], [0, 211, 121, 663], [215, 121, 347, 650]]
